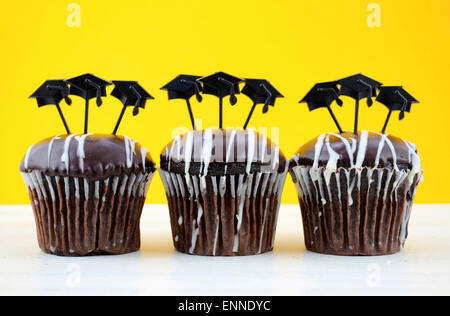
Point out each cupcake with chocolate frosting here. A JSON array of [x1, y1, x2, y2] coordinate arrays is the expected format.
[[160, 73, 287, 256], [21, 74, 155, 256], [160, 128, 287, 256], [290, 131, 422, 255], [292, 74, 423, 256], [20, 134, 155, 256]]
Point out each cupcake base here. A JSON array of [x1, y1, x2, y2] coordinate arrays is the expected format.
[[21, 170, 154, 256], [290, 166, 421, 256], [160, 170, 287, 256]]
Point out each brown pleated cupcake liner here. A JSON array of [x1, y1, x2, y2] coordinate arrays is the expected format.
[[289, 166, 422, 256], [21, 170, 154, 256], [159, 170, 287, 256]]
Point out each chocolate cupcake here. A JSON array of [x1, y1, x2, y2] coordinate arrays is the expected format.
[[22, 74, 155, 256], [160, 128, 288, 256], [160, 72, 287, 256], [293, 74, 422, 256], [290, 131, 422, 255], [20, 134, 155, 256]]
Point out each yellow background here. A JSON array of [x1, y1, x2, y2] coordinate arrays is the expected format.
[[0, 0, 448, 204]]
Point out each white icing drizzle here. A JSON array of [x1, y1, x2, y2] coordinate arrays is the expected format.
[[189, 206, 203, 254], [259, 133, 267, 166], [24, 145, 34, 169], [224, 129, 237, 174], [84, 178, 89, 200], [34, 171, 47, 199], [61, 134, 78, 172], [233, 174, 248, 252], [47, 135, 61, 168], [201, 129, 213, 176], [219, 176, 227, 197], [246, 129, 255, 174], [127, 173, 137, 196], [355, 131, 368, 168], [258, 199, 270, 254], [123, 136, 137, 169], [272, 145, 280, 170], [184, 131, 194, 173], [141, 147, 149, 171], [112, 176, 120, 194], [372, 132, 398, 170], [74, 177, 80, 199], [374, 133, 388, 168], [119, 175, 129, 196], [63, 177, 70, 199], [185, 174, 194, 197], [402, 140, 422, 186], [75, 133, 92, 172], [212, 215, 220, 256], [324, 135, 340, 186], [312, 134, 326, 168], [329, 133, 356, 167]]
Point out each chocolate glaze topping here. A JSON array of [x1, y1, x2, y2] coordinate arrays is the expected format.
[[20, 134, 155, 181], [160, 128, 287, 175], [290, 131, 420, 171]]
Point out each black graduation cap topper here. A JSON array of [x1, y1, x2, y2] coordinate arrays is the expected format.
[[29, 80, 72, 134], [66, 73, 111, 133], [376, 86, 419, 133], [161, 75, 203, 130], [197, 72, 245, 128], [300, 81, 344, 134], [241, 79, 284, 130], [110, 81, 154, 135], [337, 74, 382, 134]]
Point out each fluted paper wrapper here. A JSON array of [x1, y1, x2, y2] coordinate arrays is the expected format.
[[160, 170, 287, 256], [289, 166, 422, 256], [21, 170, 154, 256]]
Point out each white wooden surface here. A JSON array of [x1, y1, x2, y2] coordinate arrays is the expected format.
[[0, 204, 449, 296]]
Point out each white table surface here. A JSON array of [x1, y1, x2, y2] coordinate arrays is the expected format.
[[0, 204, 449, 296]]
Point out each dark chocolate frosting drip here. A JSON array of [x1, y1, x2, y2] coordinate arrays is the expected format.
[[290, 131, 420, 171], [20, 134, 155, 181]]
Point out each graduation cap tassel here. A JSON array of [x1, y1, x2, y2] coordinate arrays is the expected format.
[[130, 86, 142, 116], [260, 84, 273, 113], [185, 99, 197, 130], [85, 79, 103, 107], [381, 109, 392, 134], [358, 79, 374, 107], [181, 79, 203, 103], [46, 84, 72, 106], [243, 102, 257, 130], [396, 90, 408, 121], [219, 77, 237, 105]]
